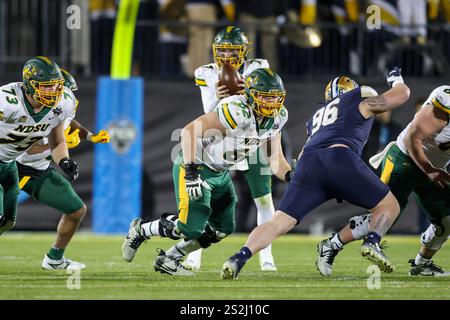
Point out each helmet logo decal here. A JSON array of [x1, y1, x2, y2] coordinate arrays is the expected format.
[[23, 65, 37, 79]]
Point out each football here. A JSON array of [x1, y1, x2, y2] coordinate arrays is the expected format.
[[218, 62, 242, 96]]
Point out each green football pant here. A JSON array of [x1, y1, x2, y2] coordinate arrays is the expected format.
[[173, 155, 237, 240], [0, 160, 19, 221], [19, 167, 84, 214], [380, 144, 450, 225]]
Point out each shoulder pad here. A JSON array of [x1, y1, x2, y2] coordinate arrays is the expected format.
[[278, 106, 288, 119], [0, 83, 23, 116], [59, 87, 77, 116], [194, 63, 217, 87], [431, 86, 450, 114], [216, 96, 252, 130], [244, 59, 270, 75]]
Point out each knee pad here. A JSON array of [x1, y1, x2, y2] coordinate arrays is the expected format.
[[421, 216, 450, 251], [0, 217, 15, 235], [349, 213, 371, 240], [197, 224, 229, 248]]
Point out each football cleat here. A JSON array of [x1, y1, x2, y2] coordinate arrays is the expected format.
[[182, 259, 201, 272], [221, 255, 245, 280], [42, 254, 86, 270], [122, 218, 150, 262], [182, 249, 202, 272], [259, 249, 277, 271], [408, 259, 448, 277], [316, 238, 342, 277], [153, 249, 195, 276], [361, 240, 394, 273], [260, 262, 277, 271]]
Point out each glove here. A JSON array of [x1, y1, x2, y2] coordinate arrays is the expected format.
[[386, 67, 404, 88], [285, 158, 297, 182], [59, 157, 79, 181], [184, 163, 211, 200], [90, 130, 110, 144], [64, 126, 80, 149]]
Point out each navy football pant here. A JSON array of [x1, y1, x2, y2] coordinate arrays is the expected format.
[[278, 147, 390, 223]]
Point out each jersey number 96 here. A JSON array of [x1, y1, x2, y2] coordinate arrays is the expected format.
[[311, 99, 339, 136]]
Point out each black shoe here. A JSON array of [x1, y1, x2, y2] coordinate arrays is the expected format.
[[153, 249, 194, 276], [409, 259, 447, 276]]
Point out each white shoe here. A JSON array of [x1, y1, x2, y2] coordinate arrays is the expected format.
[[260, 262, 277, 271], [259, 249, 277, 271], [122, 218, 149, 262], [316, 238, 341, 277], [182, 249, 202, 271], [182, 259, 201, 272], [42, 254, 86, 270]]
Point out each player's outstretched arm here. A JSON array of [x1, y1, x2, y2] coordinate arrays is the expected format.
[[69, 119, 110, 144], [359, 67, 410, 118], [267, 133, 292, 181], [404, 104, 450, 188]]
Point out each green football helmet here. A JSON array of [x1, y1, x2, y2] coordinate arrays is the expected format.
[[212, 26, 249, 70], [244, 68, 286, 118], [61, 68, 78, 91], [22, 56, 64, 108]]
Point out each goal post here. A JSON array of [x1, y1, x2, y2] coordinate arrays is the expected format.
[[93, 0, 143, 233]]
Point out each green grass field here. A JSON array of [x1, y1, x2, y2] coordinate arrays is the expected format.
[[0, 233, 449, 300]]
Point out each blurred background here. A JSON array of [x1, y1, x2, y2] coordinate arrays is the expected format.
[[0, 0, 448, 235]]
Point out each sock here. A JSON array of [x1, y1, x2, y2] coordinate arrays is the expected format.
[[166, 240, 202, 259], [330, 233, 344, 250], [141, 218, 179, 239], [48, 247, 65, 260], [235, 247, 253, 263], [141, 220, 161, 238], [254, 194, 275, 226], [365, 232, 381, 244], [415, 253, 431, 266]]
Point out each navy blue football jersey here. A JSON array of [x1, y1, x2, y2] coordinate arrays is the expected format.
[[303, 87, 374, 156]]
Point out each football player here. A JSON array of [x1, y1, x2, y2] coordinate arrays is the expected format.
[[14, 68, 110, 270], [316, 85, 450, 277], [0, 56, 78, 239], [221, 68, 411, 279], [186, 25, 279, 272], [122, 68, 292, 275]]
